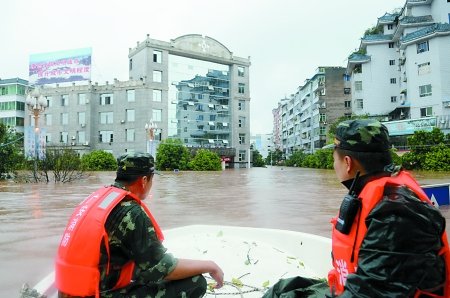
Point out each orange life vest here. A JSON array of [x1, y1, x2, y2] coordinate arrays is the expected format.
[[55, 186, 164, 297], [328, 171, 450, 297]]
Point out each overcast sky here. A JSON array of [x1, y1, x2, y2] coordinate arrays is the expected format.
[[1, 0, 405, 134]]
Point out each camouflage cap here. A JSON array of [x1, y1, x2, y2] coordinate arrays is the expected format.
[[323, 119, 390, 152], [116, 152, 155, 177]]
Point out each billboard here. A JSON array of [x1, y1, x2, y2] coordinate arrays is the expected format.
[[29, 47, 92, 86], [383, 117, 437, 136], [24, 126, 46, 159]]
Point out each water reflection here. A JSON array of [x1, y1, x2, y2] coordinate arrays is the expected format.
[[0, 167, 448, 297]]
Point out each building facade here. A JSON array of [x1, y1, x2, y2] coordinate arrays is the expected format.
[[127, 34, 251, 167], [275, 67, 351, 156], [347, 0, 450, 138], [23, 35, 252, 167], [0, 78, 27, 133]]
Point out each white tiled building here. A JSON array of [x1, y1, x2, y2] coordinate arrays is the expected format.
[[347, 0, 450, 135]]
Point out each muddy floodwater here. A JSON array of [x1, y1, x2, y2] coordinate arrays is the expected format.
[[0, 167, 449, 297]]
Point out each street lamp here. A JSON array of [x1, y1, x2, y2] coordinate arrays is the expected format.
[[145, 120, 157, 157], [26, 88, 47, 179]]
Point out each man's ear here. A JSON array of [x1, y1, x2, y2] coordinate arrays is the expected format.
[[344, 155, 353, 174]]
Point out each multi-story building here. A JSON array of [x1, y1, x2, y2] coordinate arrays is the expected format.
[[25, 34, 252, 167], [128, 34, 251, 167], [275, 67, 352, 155], [347, 0, 450, 139], [0, 78, 28, 133], [250, 133, 273, 158]]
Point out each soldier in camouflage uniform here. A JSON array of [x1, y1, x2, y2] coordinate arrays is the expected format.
[[263, 119, 448, 297], [60, 152, 223, 298]]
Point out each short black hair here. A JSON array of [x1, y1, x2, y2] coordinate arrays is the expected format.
[[335, 148, 392, 173]]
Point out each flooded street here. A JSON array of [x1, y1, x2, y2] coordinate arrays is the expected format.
[[0, 167, 449, 297]]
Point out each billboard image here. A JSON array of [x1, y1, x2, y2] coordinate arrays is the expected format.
[[29, 47, 92, 86]]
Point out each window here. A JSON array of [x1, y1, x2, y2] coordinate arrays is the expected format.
[[60, 132, 68, 143], [78, 131, 86, 143], [343, 74, 351, 81], [355, 81, 362, 91], [238, 116, 245, 128], [45, 114, 52, 125], [390, 78, 397, 84], [153, 89, 162, 102], [61, 94, 69, 106], [239, 133, 245, 144], [319, 127, 326, 135], [388, 24, 393, 30], [238, 66, 244, 77], [239, 150, 246, 162], [61, 113, 68, 125], [419, 84, 432, 97], [418, 62, 431, 75], [129, 59, 132, 70], [78, 93, 87, 105], [210, 114, 216, 121], [99, 112, 114, 124], [319, 113, 326, 123], [420, 107, 432, 117], [391, 96, 397, 103], [78, 112, 85, 125], [100, 94, 113, 105], [344, 100, 351, 108], [417, 41, 429, 53], [344, 88, 351, 94], [46, 96, 53, 107], [389, 60, 395, 66], [127, 90, 135, 102], [388, 42, 395, 48], [46, 133, 52, 143], [356, 99, 364, 109], [238, 83, 245, 94], [99, 131, 114, 143], [126, 129, 135, 142], [238, 100, 245, 111], [126, 109, 135, 122], [152, 109, 162, 122], [153, 70, 162, 83], [153, 50, 162, 63]]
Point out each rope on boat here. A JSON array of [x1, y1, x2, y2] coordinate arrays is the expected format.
[[19, 283, 46, 298], [205, 276, 267, 297]]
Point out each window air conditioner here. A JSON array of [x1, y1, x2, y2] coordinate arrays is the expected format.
[[121, 120, 125, 124], [81, 123, 86, 127], [71, 142, 76, 146], [83, 142, 89, 146]]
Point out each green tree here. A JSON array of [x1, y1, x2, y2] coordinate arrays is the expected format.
[[188, 149, 221, 171], [402, 128, 446, 170], [313, 149, 334, 169], [265, 149, 283, 165], [422, 144, 450, 171], [156, 139, 190, 171], [0, 124, 25, 178], [285, 150, 307, 167], [251, 149, 266, 167], [81, 150, 117, 171]]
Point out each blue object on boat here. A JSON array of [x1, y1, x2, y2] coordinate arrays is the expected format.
[[422, 184, 450, 207]]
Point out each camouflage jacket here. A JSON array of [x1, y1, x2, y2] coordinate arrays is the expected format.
[[98, 198, 177, 291]]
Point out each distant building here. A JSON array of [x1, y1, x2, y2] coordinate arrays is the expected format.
[[0, 78, 28, 133], [274, 67, 351, 156], [24, 35, 252, 167], [250, 133, 273, 158], [347, 0, 450, 139]]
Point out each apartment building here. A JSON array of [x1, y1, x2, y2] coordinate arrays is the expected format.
[[275, 67, 352, 156], [347, 0, 450, 138], [0, 78, 28, 133], [24, 35, 252, 167]]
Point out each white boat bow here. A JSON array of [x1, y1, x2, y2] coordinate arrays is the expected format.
[[23, 225, 331, 297]]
